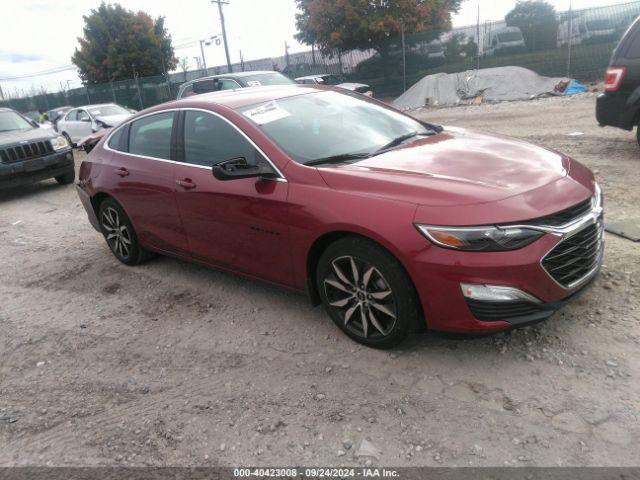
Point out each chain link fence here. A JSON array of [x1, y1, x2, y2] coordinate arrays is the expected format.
[[2, 1, 639, 113]]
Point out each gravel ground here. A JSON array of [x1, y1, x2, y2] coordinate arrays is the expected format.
[[1, 93, 639, 467]]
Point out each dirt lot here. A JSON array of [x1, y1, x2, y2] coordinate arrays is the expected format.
[[1, 93, 639, 467]]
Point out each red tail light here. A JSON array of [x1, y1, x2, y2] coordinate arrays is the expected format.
[[604, 67, 626, 92]]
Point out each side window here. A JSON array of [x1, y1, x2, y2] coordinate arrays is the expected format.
[[183, 110, 255, 167], [192, 79, 217, 94], [78, 110, 91, 122], [624, 30, 640, 59], [180, 84, 194, 98], [218, 79, 239, 90], [66, 110, 78, 121], [108, 126, 126, 152], [129, 112, 174, 160]]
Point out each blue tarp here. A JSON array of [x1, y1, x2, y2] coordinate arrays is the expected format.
[[564, 80, 588, 96]]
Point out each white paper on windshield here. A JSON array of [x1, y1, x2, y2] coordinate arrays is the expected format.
[[246, 80, 262, 87], [243, 101, 290, 125]]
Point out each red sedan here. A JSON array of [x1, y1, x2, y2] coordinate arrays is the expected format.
[[76, 85, 604, 348]]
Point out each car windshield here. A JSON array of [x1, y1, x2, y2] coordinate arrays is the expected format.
[[497, 31, 523, 42], [239, 72, 295, 87], [0, 110, 34, 132], [239, 90, 433, 165], [88, 105, 130, 117]]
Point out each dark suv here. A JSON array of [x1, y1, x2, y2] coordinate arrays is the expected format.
[[596, 17, 640, 145], [0, 107, 75, 189]]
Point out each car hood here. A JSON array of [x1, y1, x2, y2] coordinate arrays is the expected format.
[[318, 127, 594, 223], [95, 114, 131, 127], [0, 127, 56, 146]]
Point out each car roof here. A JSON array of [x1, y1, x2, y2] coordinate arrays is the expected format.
[[189, 71, 285, 82], [296, 74, 331, 80], [167, 84, 326, 110], [72, 103, 120, 109]]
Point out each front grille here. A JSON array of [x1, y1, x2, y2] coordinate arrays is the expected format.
[[466, 299, 541, 320], [511, 198, 593, 228], [0, 140, 54, 164], [542, 221, 604, 288]]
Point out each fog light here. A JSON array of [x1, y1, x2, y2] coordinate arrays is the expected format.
[[460, 283, 541, 303]]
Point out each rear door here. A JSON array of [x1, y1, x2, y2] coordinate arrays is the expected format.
[[172, 109, 293, 286], [106, 112, 189, 256]]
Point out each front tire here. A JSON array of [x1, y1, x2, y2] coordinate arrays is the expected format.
[[316, 236, 422, 349], [98, 198, 152, 266]]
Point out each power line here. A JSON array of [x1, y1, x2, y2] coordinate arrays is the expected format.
[[0, 65, 77, 81]]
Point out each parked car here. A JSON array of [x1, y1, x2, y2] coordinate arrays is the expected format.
[[57, 103, 133, 145], [0, 107, 74, 188], [295, 74, 373, 97], [76, 85, 603, 348], [596, 16, 640, 145], [46, 106, 73, 131], [177, 71, 295, 99], [483, 26, 527, 56]]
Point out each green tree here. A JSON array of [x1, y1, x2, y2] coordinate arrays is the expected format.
[[72, 2, 176, 84], [505, 0, 558, 52], [295, 0, 462, 61]]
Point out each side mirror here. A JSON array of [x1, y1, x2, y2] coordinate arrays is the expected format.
[[212, 156, 277, 181]]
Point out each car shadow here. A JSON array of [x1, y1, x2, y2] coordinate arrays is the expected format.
[[0, 180, 71, 202]]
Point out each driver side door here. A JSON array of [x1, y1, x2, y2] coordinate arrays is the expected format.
[[172, 109, 293, 286]]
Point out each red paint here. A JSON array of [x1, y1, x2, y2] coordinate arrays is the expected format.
[[77, 85, 597, 334]]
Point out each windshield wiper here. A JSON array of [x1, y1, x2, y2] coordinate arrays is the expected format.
[[305, 152, 371, 167], [373, 131, 431, 156]]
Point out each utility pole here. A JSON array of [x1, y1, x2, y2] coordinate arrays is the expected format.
[[199, 39, 208, 72], [212, 0, 232, 73], [476, 3, 481, 70]]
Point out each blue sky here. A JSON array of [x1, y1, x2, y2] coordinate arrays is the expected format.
[[0, 0, 631, 95]]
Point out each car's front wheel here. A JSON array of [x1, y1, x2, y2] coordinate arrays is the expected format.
[[98, 198, 152, 266], [316, 236, 422, 349]]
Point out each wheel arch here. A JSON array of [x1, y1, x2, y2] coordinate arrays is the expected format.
[[305, 229, 421, 321]]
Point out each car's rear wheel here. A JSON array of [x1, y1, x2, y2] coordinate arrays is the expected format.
[[55, 170, 75, 185], [316, 236, 422, 349], [98, 198, 152, 266]]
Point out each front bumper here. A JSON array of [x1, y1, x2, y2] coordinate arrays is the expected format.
[[408, 207, 604, 334], [0, 149, 74, 188]]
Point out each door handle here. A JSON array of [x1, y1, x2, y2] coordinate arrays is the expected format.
[[176, 178, 196, 190], [114, 167, 129, 177]]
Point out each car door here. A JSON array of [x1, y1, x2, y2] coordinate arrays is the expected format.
[[74, 109, 93, 142], [105, 111, 189, 256], [172, 109, 293, 286], [59, 109, 79, 139]]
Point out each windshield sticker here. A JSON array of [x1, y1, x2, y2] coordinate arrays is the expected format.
[[243, 101, 290, 125], [246, 80, 262, 87]]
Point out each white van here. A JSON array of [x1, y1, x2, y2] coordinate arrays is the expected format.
[[483, 27, 526, 56]]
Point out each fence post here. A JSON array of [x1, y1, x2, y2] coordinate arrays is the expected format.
[[85, 87, 91, 105], [110, 80, 117, 103], [566, 0, 573, 77], [401, 22, 407, 93], [134, 74, 143, 110]]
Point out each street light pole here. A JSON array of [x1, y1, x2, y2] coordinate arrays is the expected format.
[[212, 0, 232, 73]]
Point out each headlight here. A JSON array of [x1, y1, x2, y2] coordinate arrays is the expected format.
[[592, 183, 603, 210], [416, 224, 544, 251], [51, 135, 69, 151]]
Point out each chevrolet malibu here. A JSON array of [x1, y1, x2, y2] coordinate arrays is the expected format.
[[76, 85, 604, 348]]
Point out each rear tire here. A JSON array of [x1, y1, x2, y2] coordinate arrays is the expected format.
[[316, 236, 422, 349], [98, 197, 153, 266], [55, 170, 75, 185]]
